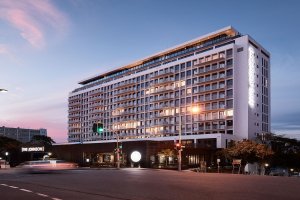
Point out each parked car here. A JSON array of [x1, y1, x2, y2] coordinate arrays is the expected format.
[[268, 168, 288, 176], [17, 160, 78, 173]]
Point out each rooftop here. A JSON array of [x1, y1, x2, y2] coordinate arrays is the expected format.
[[78, 26, 239, 85]]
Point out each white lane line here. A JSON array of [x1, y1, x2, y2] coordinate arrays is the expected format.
[[36, 193, 49, 197], [0, 183, 8, 186], [20, 188, 32, 193], [52, 198, 63, 200], [8, 185, 19, 189]]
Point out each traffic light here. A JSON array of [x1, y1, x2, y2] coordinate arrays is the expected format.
[[92, 123, 104, 134], [174, 143, 182, 151], [97, 123, 104, 133]]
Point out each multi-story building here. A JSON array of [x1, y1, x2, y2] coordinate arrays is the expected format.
[[0, 126, 47, 143], [68, 26, 270, 149]]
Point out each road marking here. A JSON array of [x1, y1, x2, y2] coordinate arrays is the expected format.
[[1, 183, 63, 200], [8, 185, 19, 189], [36, 193, 49, 197], [20, 188, 32, 193]]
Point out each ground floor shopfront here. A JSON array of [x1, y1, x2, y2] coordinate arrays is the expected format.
[[52, 139, 218, 169]]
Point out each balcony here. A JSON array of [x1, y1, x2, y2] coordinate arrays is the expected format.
[[115, 102, 137, 108], [90, 102, 103, 108], [90, 109, 103, 114], [148, 121, 171, 126], [114, 110, 137, 116], [69, 101, 80, 106], [150, 78, 175, 87], [150, 70, 175, 79], [89, 90, 104, 97], [114, 87, 136, 96], [69, 107, 80, 112], [114, 81, 137, 89], [69, 113, 80, 118], [149, 104, 174, 110], [114, 95, 137, 103], [89, 96, 103, 102], [194, 55, 225, 67], [114, 117, 138, 122], [150, 95, 175, 103], [150, 87, 174, 94]]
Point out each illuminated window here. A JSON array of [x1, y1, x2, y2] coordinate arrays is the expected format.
[[226, 109, 233, 116]]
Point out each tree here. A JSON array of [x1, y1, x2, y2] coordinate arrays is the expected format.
[[257, 133, 300, 168], [158, 149, 175, 166], [30, 135, 55, 147], [0, 136, 22, 166], [220, 140, 273, 165]]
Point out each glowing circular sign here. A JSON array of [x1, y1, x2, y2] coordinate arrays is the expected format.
[[130, 151, 141, 162]]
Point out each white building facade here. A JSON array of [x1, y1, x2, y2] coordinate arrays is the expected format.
[[68, 26, 270, 148]]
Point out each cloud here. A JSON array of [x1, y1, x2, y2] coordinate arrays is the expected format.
[[272, 111, 300, 140], [0, 44, 9, 54], [0, 0, 69, 48]]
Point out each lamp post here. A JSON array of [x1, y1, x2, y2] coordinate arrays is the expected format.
[[112, 125, 120, 169], [178, 110, 182, 171], [178, 105, 200, 171], [5, 152, 9, 163], [116, 131, 120, 169]]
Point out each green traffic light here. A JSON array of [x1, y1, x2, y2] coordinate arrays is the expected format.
[[98, 127, 104, 133]]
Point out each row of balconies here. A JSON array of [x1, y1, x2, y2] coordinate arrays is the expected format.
[[114, 110, 137, 116], [89, 96, 103, 102], [114, 80, 137, 89], [114, 102, 137, 109], [149, 104, 175, 110], [149, 95, 175, 103], [194, 74, 226, 84], [69, 107, 80, 113], [89, 89, 104, 96], [194, 63, 232, 75], [69, 113, 80, 118], [114, 95, 137, 103], [149, 78, 175, 86], [150, 69, 175, 79], [194, 54, 225, 66], [114, 87, 136, 96], [69, 101, 81, 106], [89, 102, 104, 108], [150, 87, 174, 94]]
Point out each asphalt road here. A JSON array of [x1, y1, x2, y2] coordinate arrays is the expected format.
[[0, 168, 299, 200]]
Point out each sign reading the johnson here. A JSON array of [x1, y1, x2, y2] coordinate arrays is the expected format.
[[21, 147, 45, 152]]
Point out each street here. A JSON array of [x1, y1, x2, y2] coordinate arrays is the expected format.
[[0, 168, 299, 200]]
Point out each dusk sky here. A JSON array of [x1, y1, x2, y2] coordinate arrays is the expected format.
[[0, 0, 299, 142]]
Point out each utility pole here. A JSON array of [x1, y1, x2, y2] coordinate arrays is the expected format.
[[116, 132, 120, 169], [178, 108, 182, 171]]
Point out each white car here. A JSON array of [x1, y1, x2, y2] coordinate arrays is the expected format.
[[18, 160, 78, 173]]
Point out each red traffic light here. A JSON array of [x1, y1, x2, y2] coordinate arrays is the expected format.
[[174, 143, 182, 151]]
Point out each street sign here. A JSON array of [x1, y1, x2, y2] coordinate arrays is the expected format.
[[232, 159, 242, 165]]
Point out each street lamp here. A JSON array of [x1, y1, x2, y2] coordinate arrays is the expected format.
[[264, 163, 269, 167], [115, 130, 121, 169], [5, 152, 9, 163], [178, 105, 200, 171]]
